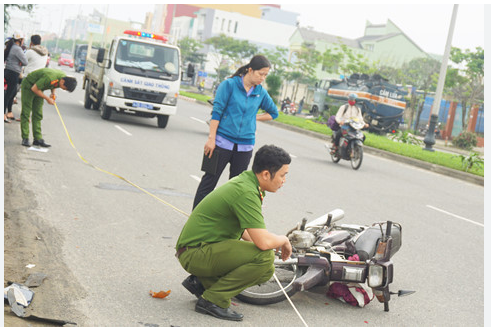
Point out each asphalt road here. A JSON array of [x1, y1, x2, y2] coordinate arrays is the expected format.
[[3, 65, 485, 326]]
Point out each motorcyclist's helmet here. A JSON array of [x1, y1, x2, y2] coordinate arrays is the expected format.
[[348, 93, 358, 106], [348, 93, 358, 101]]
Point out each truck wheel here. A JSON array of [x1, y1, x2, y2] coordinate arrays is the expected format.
[[84, 80, 93, 109], [93, 86, 104, 110], [100, 102, 112, 120], [157, 115, 169, 128]]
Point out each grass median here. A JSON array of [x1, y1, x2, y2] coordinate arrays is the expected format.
[[179, 91, 484, 177]]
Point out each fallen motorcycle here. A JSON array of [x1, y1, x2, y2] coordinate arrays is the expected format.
[[330, 117, 365, 170], [236, 209, 414, 311]]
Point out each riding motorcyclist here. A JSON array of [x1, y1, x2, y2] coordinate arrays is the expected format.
[[331, 93, 368, 154]]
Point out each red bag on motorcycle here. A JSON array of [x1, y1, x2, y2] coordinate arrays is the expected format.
[[327, 282, 373, 307], [327, 115, 340, 131]]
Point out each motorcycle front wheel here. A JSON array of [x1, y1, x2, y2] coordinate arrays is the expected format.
[[350, 143, 363, 170], [236, 261, 303, 305]]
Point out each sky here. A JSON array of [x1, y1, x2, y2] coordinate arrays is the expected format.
[[7, 3, 486, 56]]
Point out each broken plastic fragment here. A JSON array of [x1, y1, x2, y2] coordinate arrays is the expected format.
[[4, 283, 34, 307], [26, 264, 36, 268], [25, 272, 48, 287], [7, 288, 25, 317], [149, 290, 171, 299]]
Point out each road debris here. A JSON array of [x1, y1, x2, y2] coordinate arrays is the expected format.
[[150, 290, 171, 299], [24, 272, 48, 287]]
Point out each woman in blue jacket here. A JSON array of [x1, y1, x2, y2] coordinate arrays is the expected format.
[[193, 55, 278, 209]]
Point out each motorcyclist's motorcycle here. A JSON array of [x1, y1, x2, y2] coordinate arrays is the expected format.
[[330, 117, 365, 170], [281, 99, 296, 115], [236, 209, 414, 311]]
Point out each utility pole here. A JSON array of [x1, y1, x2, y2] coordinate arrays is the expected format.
[[54, 5, 65, 55], [423, 4, 458, 151], [101, 4, 109, 49]]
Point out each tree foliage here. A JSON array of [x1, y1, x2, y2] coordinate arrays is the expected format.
[[337, 43, 375, 75], [262, 46, 291, 78], [287, 42, 321, 101], [265, 74, 281, 103], [446, 47, 484, 129], [178, 37, 206, 66], [4, 4, 35, 30], [204, 34, 258, 82], [399, 57, 441, 131]]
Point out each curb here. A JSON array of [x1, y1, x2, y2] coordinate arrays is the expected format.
[[265, 120, 484, 186]]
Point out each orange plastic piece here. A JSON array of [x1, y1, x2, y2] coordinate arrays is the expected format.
[[150, 290, 171, 299]]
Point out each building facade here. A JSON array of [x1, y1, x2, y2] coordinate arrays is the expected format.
[[289, 20, 432, 81]]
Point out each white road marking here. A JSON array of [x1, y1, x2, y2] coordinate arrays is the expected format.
[[190, 175, 202, 182], [191, 116, 207, 124], [78, 101, 84, 105], [115, 125, 132, 136], [427, 205, 484, 228], [289, 154, 297, 158]]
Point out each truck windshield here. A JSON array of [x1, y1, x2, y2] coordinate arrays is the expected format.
[[114, 39, 179, 81]]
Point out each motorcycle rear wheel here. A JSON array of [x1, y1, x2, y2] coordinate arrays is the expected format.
[[350, 144, 363, 170], [236, 261, 303, 305], [331, 151, 341, 163]]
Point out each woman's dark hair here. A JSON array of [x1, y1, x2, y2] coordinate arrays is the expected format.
[[252, 144, 291, 177], [231, 55, 271, 78], [4, 38, 15, 60], [62, 77, 78, 92]]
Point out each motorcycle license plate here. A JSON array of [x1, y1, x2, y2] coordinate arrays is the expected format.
[[132, 101, 153, 110], [372, 119, 378, 125]]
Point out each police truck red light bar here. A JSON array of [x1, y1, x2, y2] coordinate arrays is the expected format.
[[123, 30, 167, 42]]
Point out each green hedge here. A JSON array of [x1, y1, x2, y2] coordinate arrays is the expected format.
[[181, 91, 484, 177]]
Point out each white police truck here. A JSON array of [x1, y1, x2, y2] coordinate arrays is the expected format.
[[83, 30, 181, 128]]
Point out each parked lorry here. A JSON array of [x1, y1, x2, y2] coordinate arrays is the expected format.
[[310, 74, 408, 134], [83, 30, 181, 128]]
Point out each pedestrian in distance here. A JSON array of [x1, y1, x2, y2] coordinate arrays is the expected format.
[[192, 54, 279, 209], [176, 144, 293, 321], [4, 31, 28, 123], [23, 34, 49, 76], [297, 96, 305, 115], [20, 68, 77, 148]]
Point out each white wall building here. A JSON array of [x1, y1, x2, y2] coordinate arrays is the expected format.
[[172, 7, 297, 75]]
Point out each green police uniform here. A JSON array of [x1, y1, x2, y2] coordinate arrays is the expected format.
[[20, 68, 66, 140], [176, 170, 275, 308]]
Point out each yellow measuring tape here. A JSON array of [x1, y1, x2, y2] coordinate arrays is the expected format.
[[54, 101, 308, 326], [53, 102, 190, 218]]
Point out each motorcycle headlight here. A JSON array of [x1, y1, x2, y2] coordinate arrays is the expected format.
[[163, 93, 178, 106], [368, 264, 384, 288], [108, 80, 123, 97]]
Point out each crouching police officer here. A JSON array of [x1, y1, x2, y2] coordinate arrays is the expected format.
[[20, 68, 77, 147], [175, 144, 293, 321]]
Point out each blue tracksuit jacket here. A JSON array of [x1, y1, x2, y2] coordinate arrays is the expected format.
[[211, 76, 278, 145]]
